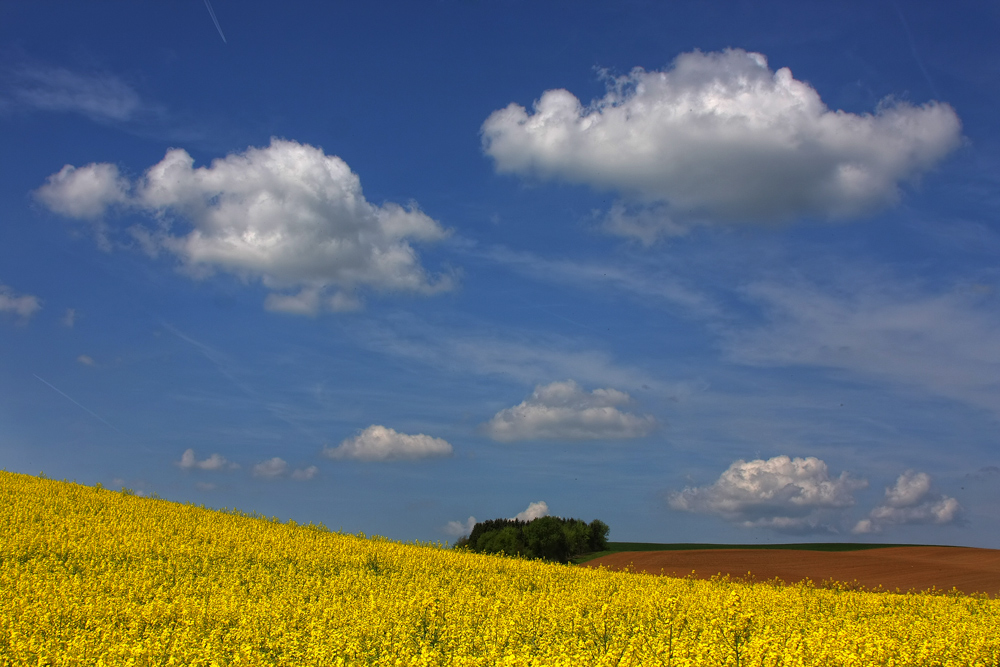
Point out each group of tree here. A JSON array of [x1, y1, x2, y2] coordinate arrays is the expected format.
[[454, 516, 609, 564]]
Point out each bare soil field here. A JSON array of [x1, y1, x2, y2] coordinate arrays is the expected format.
[[583, 546, 1000, 597]]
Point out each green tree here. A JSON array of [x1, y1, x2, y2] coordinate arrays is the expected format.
[[587, 519, 610, 552], [460, 515, 610, 563], [523, 516, 571, 563], [475, 525, 526, 557]]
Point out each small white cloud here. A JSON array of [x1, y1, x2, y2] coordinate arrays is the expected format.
[[178, 448, 237, 471], [445, 501, 550, 536], [36, 139, 453, 313], [252, 457, 288, 478], [444, 515, 477, 537], [669, 455, 867, 533], [483, 48, 961, 235], [291, 465, 319, 481], [263, 287, 363, 315], [0, 285, 41, 321], [482, 380, 656, 442], [601, 202, 690, 246], [76, 354, 96, 367], [35, 163, 130, 220], [263, 287, 321, 315], [513, 501, 549, 522], [195, 481, 216, 491], [251, 457, 316, 480], [852, 471, 961, 533], [324, 424, 453, 461], [7, 65, 143, 123], [62, 308, 76, 327]]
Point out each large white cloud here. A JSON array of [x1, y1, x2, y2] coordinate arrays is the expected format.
[[0, 285, 41, 320], [323, 424, 453, 461], [853, 471, 961, 533], [669, 455, 867, 532], [483, 48, 961, 234], [35, 139, 453, 313], [482, 380, 656, 442]]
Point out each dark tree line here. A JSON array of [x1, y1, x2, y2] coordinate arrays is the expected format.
[[454, 516, 609, 564]]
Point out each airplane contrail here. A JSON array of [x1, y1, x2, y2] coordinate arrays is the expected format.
[[203, 0, 227, 44], [892, 1, 940, 100], [160, 321, 323, 443], [33, 374, 121, 433]]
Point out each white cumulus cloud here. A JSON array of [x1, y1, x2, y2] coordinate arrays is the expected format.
[[853, 471, 961, 533], [252, 457, 288, 478], [178, 448, 237, 471], [35, 163, 130, 220], [291, 465, 319, 481], [444, 501, 550, 537], [513, 500, 550, 522], [323, 424, 453, 461], [482, 380, 656, 442], [444, 515, 477, 537], [483, 48, 961, 237], [669, 455, 867, 533], [0, 285, 41, 320], [251, 457, 317, 480], [35, 138, 453, 314]]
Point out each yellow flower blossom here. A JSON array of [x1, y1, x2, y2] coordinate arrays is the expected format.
[[1, 471, 998, 666]]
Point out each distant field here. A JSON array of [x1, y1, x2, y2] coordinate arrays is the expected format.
[[579, 543, 1000, 598], [574, 541, 929, 564]]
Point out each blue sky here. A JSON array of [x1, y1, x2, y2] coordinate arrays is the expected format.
[[2, 1, 998, 547]]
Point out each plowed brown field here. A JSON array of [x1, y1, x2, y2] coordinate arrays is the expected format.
[[582, 546, 1000, 597]]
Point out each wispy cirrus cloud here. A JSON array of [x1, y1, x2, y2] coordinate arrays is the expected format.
[[2, 64, 146, 123], [467, 242, 719, 319], [352, 314, 660, 391], [725, 277, 1000, 418]]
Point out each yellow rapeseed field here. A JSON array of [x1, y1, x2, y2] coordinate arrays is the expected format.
[[2, 471, 998, 666]]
